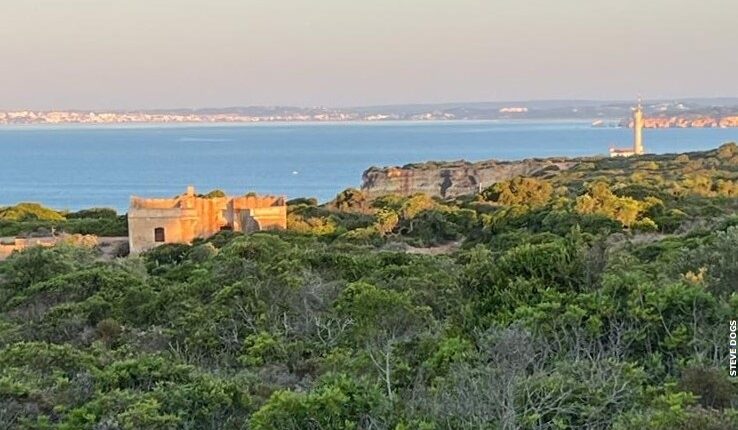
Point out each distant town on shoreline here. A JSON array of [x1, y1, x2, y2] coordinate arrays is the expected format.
[[4, 98, 738, 127]]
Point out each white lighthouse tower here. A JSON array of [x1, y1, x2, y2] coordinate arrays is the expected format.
[[632, 98, 645, 155], [609, 98, 646, 157]]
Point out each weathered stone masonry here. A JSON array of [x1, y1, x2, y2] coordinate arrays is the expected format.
[[127, 186, 287, 254]]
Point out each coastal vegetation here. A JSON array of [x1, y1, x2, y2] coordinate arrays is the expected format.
[[0, 204, 127, 238], [0, 144, 737, 429]]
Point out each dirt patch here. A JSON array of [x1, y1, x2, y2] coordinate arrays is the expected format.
[[390, 240, 461, 256], [97, 237, 129, 259]]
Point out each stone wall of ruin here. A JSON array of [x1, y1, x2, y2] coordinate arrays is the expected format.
[[239, 206, 288, 232], [0, 237, 61, 260], [127, 191, 287, 254], [127, 207, 198, 254]]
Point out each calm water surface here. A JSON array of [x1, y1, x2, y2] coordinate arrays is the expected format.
[[1, 121, 736, 211]]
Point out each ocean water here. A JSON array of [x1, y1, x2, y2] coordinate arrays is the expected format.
[[1, 121, 736, 212]]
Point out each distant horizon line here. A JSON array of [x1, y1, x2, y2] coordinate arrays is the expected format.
[[5, 96, 738, 112]]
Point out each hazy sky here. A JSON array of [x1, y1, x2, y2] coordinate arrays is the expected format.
[[2, 0, 737, 109]]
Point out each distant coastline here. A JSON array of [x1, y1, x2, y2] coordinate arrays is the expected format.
[[3, 110, 738, 129], [4, 98, 738, 127], [0, 109, 596, 125]]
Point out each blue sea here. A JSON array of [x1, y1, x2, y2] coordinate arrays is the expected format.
[[1, 121, 736, 212]]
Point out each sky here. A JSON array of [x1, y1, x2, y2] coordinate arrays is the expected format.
[[1, 0, 738, 110]]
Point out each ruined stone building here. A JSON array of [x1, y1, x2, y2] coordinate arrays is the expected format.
[[128, 186, 287, 254], [0, 236, 59, 260], [0, 234, 101, 261]]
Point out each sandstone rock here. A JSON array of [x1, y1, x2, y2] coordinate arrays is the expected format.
[[361, 158, 577, 199]]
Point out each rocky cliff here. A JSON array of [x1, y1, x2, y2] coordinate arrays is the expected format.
[[620, 115, 738, 128], [361, 157, 578, 199]]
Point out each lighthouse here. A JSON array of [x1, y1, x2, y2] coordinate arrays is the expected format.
[[633, 99, 645, 155], [609, 98, 646, 157]]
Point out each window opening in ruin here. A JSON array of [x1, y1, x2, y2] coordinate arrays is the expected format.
[[154, 227, 165, 242]]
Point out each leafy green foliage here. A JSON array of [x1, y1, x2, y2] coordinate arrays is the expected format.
[[481, 176, 553, 207], [251, 374, 387, 430], [575, 181, 659, 227]]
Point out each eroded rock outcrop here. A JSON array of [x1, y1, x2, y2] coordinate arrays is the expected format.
[[361, 157, 578, 199], [620, 115, 738, 128]]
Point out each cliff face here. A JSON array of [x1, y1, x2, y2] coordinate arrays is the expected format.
[[620, 115, 738, 128], [361, 158, 578, 199]]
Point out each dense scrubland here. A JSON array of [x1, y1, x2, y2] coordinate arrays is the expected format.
[[0, 206, 127, 238], [1, 144, 738, 429]]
